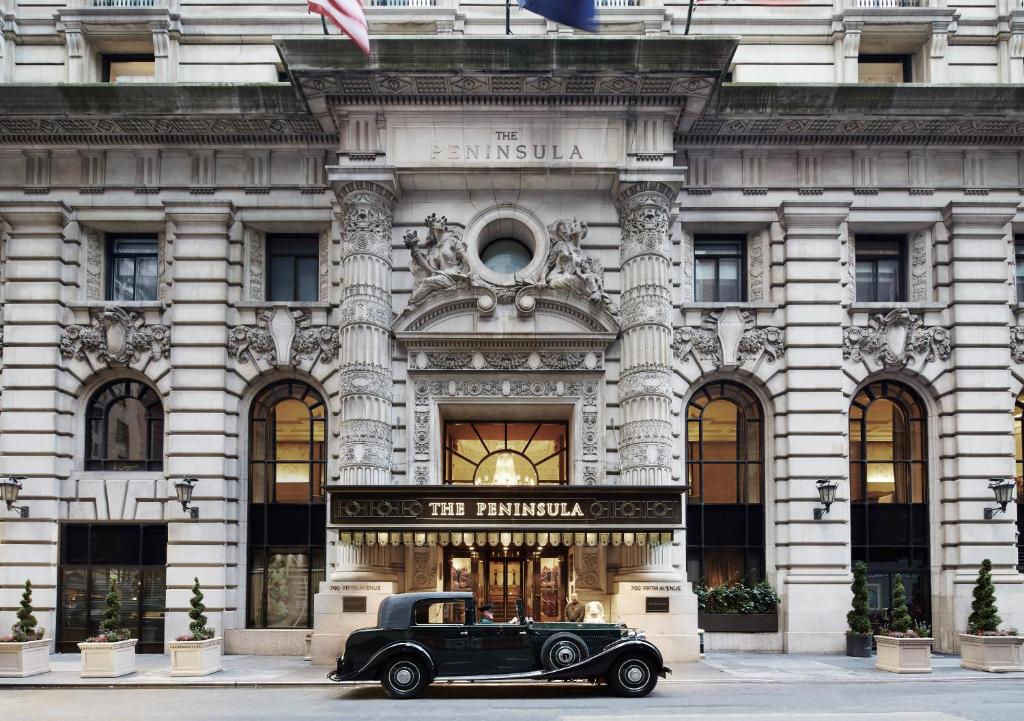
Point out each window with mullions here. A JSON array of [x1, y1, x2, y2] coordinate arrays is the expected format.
[[855, 236, 905, 303], [85, 379, 164, 471], [267, 234, 319, 302], [443, 421, 569, 485], [685, 382, 764, 586], [108, 234, 159, 302], [1015, 238, 1024, 304], [849, 381, 930, 630], [1012, 393, 1024, 572], [247, 381, 327, 629], [694, 236, 744, 303]]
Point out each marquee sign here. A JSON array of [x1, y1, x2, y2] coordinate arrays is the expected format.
[[326, 485, 686, 530]]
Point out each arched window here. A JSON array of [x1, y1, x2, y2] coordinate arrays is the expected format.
[[685, 381, 764, 586], [247, 381, 327, 629], [443, 421, 569, 485], [1013, 393, 1024, 572], [849, 381, 930, 628], [85, 380, 164, 471]]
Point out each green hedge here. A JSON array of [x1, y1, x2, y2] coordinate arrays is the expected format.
[[696, 581, 780, 615]]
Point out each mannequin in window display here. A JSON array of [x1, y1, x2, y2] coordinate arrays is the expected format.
[[565, 592, 586, 622]]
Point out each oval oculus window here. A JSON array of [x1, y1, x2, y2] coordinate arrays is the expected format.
[[480, 237, 532, 274]]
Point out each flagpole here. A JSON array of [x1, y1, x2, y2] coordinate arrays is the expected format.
[[506, 0, 511, 35], [684, 0, 695, 35], [321, 14, 329, 35]]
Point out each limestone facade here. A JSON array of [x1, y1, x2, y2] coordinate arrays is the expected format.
[[0, 2, 1022, 663]]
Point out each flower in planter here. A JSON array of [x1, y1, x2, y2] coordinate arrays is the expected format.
[[85, 581, 133, 643], [4, 580, 45, 643], [177, 578, 216, 642], [967, 559, 1018, 636]]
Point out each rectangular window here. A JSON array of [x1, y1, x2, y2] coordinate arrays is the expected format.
[[267, 234, 319, 302], [858, 54, 912, 84], [1015, 237, 1024, 304], [694, 236, 744, 303], [855, 236, 905, 303], [102, 54, 156, 83], [108, 234, 159, 302]]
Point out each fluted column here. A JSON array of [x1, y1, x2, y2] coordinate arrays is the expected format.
[[614, 182, 675, 487]]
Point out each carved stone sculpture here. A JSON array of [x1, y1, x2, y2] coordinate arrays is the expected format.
[[544, 218, 613, 310], [403, 213, 472, 306], [843, 308, 950, 366], [60, 306, 170, 365], [672, 308, 785, 367], [1011, 327, 1024, 364], [227, 307, 339, 367]]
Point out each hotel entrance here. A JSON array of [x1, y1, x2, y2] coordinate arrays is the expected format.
[[445, 548, 567, 622]]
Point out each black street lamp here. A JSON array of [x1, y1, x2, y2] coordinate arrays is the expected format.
[[983, 478, 1016, 520], [174, 477, 200, 520], [814, 479, 838, 520], [0, 476, 29, 518]]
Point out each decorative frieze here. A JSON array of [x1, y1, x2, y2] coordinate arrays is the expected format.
[[84, 228, 104, 301], [672, 308, 785, 367], [60, 306, 170, 365], [843, 309, 951, 366], [410, 350, 601, 372], [910, 231, 930, 303], [227, 308, 339, 367]]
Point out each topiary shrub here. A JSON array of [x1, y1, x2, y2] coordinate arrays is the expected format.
[[967, 559, 1002, 635], [3, 580, 44, 642], [88, 580, 131, 643], [884, 573, 915, 636], [178, 577, 215, 642], [847, 562, 872, 636]]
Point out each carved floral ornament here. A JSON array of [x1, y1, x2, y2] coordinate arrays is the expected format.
[[61, 306, 170, 365], [410, 350, 601, 372], [672, 308, 785, 367], [1009, 326, 1024, 364], [843, 309, 951, 367], [227, 307, 339, 367], [402, 214, 615, 315]]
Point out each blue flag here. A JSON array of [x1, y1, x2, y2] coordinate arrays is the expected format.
[[518, 0, 597, 33]]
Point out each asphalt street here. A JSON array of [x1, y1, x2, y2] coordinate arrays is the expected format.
[[2, 678, 1022, 721]]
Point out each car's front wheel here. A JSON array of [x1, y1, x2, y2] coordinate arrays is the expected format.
[[380, 656, 430, 700], [606, 654, 658, 698]]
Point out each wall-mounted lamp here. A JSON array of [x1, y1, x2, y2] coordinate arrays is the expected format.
[[174, 477, 199, 520], [984, 478, 1017, 520], [0, 476, 29, 518], [814, 479, 838, 520]]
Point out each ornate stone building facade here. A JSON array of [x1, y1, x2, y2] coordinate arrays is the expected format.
[[1, 1, 1023, 663]]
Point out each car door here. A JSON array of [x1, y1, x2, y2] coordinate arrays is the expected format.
[[406, 600, 476, 677], [464, 622, 537, 675]]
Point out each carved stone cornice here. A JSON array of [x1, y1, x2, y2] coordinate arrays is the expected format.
[[843, 308, 950, 367], [227, 308, 339, 368], [60, 306, 169, 365], [672, 308, 785, 368]]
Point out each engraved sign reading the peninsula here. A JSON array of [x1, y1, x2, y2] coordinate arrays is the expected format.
[[391, 119, 625, 167]]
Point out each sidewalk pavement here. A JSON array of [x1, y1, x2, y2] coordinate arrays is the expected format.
[[1, 651, 1020, 689]]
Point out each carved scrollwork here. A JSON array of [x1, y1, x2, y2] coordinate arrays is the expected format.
[[672, 308, 785, 367], [227, 309, 339, 367], [614, 182, 673, 262], [1011, 327, 1024, 364], [60, 306, 170, 365], [843, 309, 950, 366]]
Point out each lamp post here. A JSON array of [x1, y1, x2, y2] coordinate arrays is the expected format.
[[174, 477, 199, 520], [983, 477, 1016, 520], [814, 479, 838, 520], [0, 476, 29, 518]]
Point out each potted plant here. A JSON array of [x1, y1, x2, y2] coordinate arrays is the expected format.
[[696, 580, 781, 633], [959, 559, 1022, 672], [846, 562, 872, 657], [78, 580, 137, 678], [874, 573, 932, 673], [169, 578, 223, 677], [0, 580, 50, 677]]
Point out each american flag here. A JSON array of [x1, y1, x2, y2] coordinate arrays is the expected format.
[[308, 0, 370, 55]]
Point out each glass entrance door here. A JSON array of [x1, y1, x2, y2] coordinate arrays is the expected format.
[[486, 553, 525, 622], [445, 548, 567, 622]]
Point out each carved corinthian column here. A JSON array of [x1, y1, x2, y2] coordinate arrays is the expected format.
[[614, 182, 675, 487], [336, 182, 396, 487]]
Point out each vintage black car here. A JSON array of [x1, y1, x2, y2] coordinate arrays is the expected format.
[[328, 591, 669, 699]]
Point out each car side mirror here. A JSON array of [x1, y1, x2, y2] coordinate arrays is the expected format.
[[515, 598, 526, 624]]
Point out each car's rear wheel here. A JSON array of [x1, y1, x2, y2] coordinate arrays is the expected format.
[[540, 632, 589, 671], [380, 656, 430, 699], [606, 654, 658, 698]]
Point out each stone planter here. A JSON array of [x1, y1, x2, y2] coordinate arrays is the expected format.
[[874, 635, 932, 673], [78, 638, 137, 678], [959, 633, 1024, 673], [846, 633, 872, 658], [697, 613, 778, 633], [0, 639, 50, 678], [169, 637, 223, 677]]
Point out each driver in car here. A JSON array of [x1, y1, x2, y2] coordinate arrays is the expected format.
[[478, 603, 495, 623]]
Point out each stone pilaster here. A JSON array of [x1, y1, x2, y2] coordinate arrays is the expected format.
[[937, 201, 1023, 652], [776, 201, 852, 654], [162, 201, 237, 645], [0, 202, 73, 647]]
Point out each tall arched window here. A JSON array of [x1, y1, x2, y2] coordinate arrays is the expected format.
[[686, 381, 765, 586], [849, 381, 930, 628], [85, 379, 164, 471], [1013, 393, 1024, 573], [247, 381, 327, 629]]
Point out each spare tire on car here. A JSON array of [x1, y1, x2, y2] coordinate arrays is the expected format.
[[540, 632, 590, 671]]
